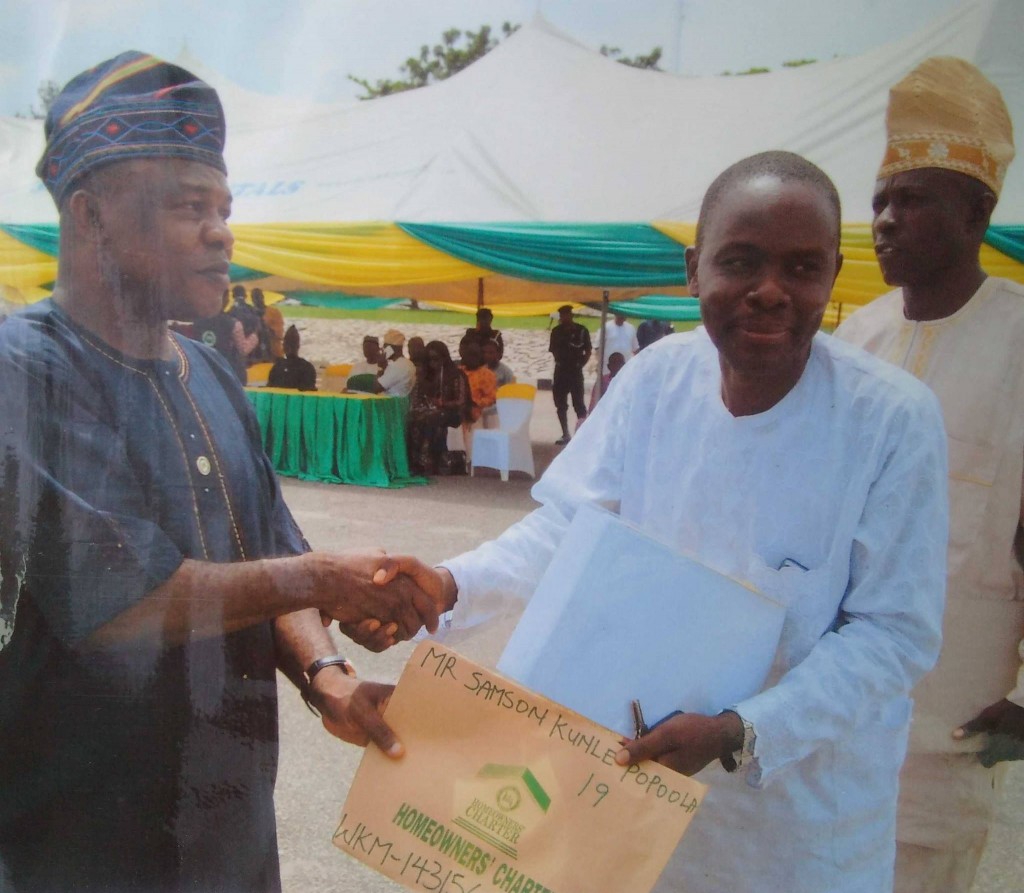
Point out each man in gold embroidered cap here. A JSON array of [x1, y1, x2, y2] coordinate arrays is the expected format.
[[0, 52, 442, 891], [836, 56, 1023, 893]]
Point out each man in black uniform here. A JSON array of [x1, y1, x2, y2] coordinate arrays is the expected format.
[[548, 304, 592, 444]]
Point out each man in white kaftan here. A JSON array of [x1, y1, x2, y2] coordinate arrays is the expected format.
[[837, 276, 1024, 886], [440, 326, 947, 893], [835, 58, 1024, 892], [598, 313, 639, 373], [394, 153, 950, 893]]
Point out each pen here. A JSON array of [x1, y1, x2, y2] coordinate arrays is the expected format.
[[631, 699, 650, 738]]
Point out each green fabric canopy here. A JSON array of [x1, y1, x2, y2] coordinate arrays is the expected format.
[[285, 291, 405, 310], [398, 222, 688, 286], [984, 225, 1024, 264], [608, 295, 702, 321]]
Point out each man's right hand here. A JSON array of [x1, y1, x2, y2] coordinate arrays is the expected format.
[[298, 550, 441, 642], [339, 560, 457, 652]]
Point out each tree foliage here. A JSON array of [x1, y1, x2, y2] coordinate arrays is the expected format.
[[349, 22, 519, 99], [599, 45, 663, 70], [15, 79, 61, 120], [722, 58, 819, 76], [349, 23, 663, 100]]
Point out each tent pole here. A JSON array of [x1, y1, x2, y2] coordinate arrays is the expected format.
[[595, 289, 609, 402], [477, 277, 484, 310]]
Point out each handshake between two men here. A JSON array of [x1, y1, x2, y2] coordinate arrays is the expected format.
[[286, 548, 459, 757]]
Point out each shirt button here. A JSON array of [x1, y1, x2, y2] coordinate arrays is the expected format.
[[196, 456, 212, 476]]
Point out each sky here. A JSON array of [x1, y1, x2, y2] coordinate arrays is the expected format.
[[0, 0, 965, 115]]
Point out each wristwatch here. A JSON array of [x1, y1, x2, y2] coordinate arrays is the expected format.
[[720, 711, 757, 773], [301, 655, 356, 716]]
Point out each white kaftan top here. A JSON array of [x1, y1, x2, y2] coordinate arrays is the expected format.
[[598, 320, 639, 373], [442, 329, 948, 893], [836, 277, 1024, 753]]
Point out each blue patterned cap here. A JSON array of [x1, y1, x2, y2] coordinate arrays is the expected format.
[[37, 51, 226, 205]]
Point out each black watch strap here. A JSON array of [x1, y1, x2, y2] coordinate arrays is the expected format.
[[301, 655, 356, 716]]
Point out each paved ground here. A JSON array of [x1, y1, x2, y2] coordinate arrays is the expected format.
[[272, 395, 1023, 893]]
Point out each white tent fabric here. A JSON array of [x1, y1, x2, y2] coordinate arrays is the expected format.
[[1, 0, 1021, 228]]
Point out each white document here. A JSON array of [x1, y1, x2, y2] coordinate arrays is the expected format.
[[497, 503, 785, 737]]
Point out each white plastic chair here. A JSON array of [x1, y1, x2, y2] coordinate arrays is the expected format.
[[446, 418, 483, 459], [470, 384, 536, 481]]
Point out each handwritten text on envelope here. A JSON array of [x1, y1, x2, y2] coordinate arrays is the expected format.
[[334, 642, 707, 893]]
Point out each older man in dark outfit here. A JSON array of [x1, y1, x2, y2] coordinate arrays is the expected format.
[[0, 52, 437, 893]]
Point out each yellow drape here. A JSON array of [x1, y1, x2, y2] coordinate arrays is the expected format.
[[229, 222, 488, 287]]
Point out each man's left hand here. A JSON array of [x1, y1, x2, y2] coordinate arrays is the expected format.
[[309, 668, 403, 758], [954, 699, 1024, 766], [614, 711, 743, 777]]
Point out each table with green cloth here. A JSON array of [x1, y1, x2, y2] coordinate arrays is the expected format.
[[246, 388, 427, 488]]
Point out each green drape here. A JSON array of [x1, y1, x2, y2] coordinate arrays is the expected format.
[[985, 225, 1024, 265], [398, 222, 688, 286], [248, 389, 427, 488], [607, 295, 702, 321], [287, 291, 405, 310]]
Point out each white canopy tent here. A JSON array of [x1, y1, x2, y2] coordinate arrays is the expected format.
[[1, 0, 1021, 309]]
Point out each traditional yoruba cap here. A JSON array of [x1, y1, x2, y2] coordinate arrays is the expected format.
[[879, 56, 1015, 195], [37, 51, 227, 205], [382, 329, 405, 347]]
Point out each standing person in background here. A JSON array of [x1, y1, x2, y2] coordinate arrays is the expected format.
[[192, 290, 248, 384], [252, 287, 284, 360], [407, 336, 427, 373], [835, 56, 1023, 893], [588, 350, 626, 413], [0, 51, 439, 893], [464, 306, 504, 359], [228, 284, 262, 363], [637, 316, 674, 350], [598, 312, 638, 374], [482, 339, 516, 388], [549, 304, 591, 445]]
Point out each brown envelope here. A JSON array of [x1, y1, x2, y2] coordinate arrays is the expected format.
[[334, 642, 706, 893]]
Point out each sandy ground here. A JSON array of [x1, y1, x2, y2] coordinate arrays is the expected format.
[[267, 334, 1023, 893]]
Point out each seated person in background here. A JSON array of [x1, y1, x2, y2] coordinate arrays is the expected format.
[[347, 335, 381, 392], [266, 325, 317, 391], [483, 339, 516, 388], [407, 336, 426, 371], [458, 337, 497, 424], [588, 350, 625, 413], [463, 307, 504, 359], [374, 329, 416, 397], [407, 341, 469, 475]]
